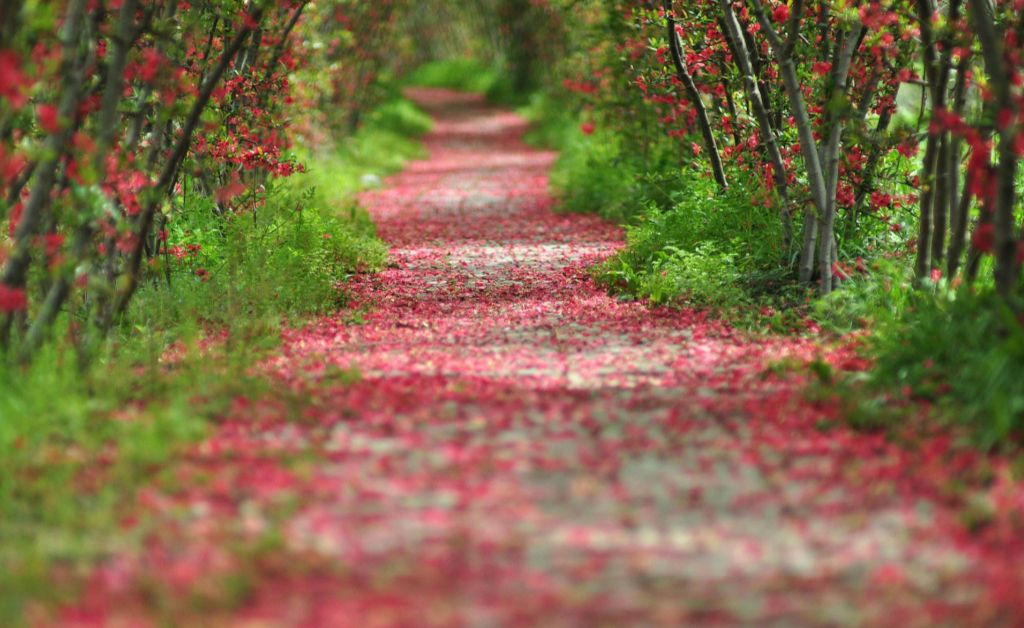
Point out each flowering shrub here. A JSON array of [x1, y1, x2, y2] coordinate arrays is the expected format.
[[0, 0, 406, 363], [538, 0, 1024, 304]]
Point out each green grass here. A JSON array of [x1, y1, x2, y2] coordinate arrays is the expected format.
[[0, 334, 276, 620], [406, 58, 500, 94], [0, 94, 431, 623], [404, 57, 526, 105]]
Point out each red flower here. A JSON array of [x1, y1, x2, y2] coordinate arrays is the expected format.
[[0, 285, 27, 313], [870, 191, 892, 210], [241, 10, 261, 30], [8, 202, 23, 237], [811, 61, 832, 77], [772, 4, 790, 23], [996, 108, 1014, 132], [215, 180, 247, 204], [43, 233, 64, 257], [580, 122, 596, 136], [972, 223, 995, 253], [0, 50, 28, 109], [896, 142, 919, 158], [37, 104, 61, 134], [139, 48, 164, 83], [831, 261, 852, 280]]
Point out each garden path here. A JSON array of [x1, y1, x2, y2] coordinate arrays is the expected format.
[[63, 88, 1021, 626]]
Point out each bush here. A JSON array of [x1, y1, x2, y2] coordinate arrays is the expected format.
[[592, 175, 787, 312], [854, 286, 1024, 449], [811, 259, 915, 334], [520, 93, 579, 149], [365, 97, 434, 139], [549, 129, 672, 222], [812, 259, 1024, 448], [405, 58, 500, 93], [635, 244, 746, 308], [127, 95, 423, 332]]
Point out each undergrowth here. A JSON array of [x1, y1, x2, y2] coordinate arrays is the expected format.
[[813, 266, 1024, 450], [561, 153, 808, 329], [522, 94, 806, 329], [129, 92, 430, 333]]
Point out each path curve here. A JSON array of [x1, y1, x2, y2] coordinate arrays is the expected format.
[[63, 89, 1021, 626]]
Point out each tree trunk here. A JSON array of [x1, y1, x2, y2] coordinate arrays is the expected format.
[[750, 0, 833, 289], [718, 0, 792, 251], [916, 0, 960, 277], [817, 24, 864, 295], [665, 0, 728, 192], [0, 0, 87, 295], [916, 133, 938, 275], [931, 134, 950, 267], [21, 0, 140, 361], [968, 0, 1020, 297], [947, 164, 974, 278]]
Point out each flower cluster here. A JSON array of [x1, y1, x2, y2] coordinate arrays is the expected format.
[[0, 0, 406, 360], [548, 0, 1024, 298]]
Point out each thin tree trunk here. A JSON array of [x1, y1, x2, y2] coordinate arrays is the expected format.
[[968, 0, 1019, 297], [991, 134, 1018, 296], [916, 0, 961, 276], [945, 58, 971, 278], [915, 0, 938, 277], [916, 133, 938, 275], [21, 0, 140, 361], [931, 134, 950, 267], [800, 211, 818, 282], [664, 0, 728, 191], [947, 164, 974, 278], [0, 0, 87, 302], [262, 2, 307, 85], [718, 0, 793, 253], [750, 0, 837, 288], [817, 24, 864, 294]]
